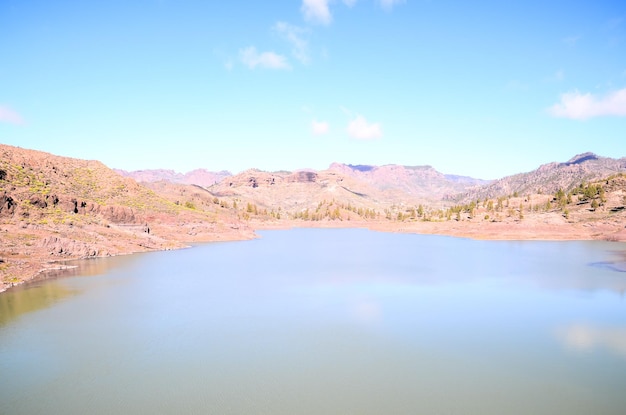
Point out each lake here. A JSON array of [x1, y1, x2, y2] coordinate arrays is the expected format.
[[1, 228, 626, 414]]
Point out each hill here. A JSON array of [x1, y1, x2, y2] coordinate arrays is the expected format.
[[122, 163, 489, 208], [454, 152, 626, 203], [0, 144, 252, 291], [329, 163, 489, 201], [116, 168, 231, 187]]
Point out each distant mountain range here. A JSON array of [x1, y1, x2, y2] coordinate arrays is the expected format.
[[114, 168, 231, 187], [118, 152, 626, 205]]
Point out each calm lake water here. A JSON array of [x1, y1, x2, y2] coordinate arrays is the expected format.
[[1, 228, 626, 414]]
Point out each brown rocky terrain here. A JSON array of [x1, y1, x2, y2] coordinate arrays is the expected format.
[[115, 168, 231, 187], [328, 163, 489, 202], [121, 162, 489, 207], [0, 144, 253, 292], [455, 152, 626, 203], [2, 144, 626, 293]]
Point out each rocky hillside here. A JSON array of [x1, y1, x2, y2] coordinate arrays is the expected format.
[[202, 163, 489, 214], [0, 144, 251, 291], [207, 167, 401, 215], [329, 163, 489, 201], [454, 153, 626, 203], [116, 168, 231, 187], [121, 163, 489, 207]]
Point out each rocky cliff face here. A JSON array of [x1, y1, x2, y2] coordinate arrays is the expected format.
[[328, 163, 489, 201], [455, 153, 626, 202]]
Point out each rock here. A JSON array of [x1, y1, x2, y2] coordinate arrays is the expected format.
[[29, 195, 47, 208], [39, 236, 99, 257], [0, 193, 16, 216]]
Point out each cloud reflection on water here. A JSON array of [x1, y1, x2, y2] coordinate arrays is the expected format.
[[558, 324, 626, 359]]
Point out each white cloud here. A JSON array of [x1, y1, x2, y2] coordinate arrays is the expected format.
[[239, 47, 291, 70], [301, 0, 332, 25], [0, 105, 24, 125], [343, 0, 357, 6], [379, 0, 405, 10], [548, 88, 626, 120], [347, 115, 382, 139], [274, 22, 310, 64], [311, 119, 330, 135]]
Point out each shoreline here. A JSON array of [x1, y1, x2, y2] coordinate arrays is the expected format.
[[2, 218, 626, 294]]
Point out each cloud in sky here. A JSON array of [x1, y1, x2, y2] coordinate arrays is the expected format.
[[274, 22, 310, 64], [239, 47, 291, 70], [311, 119, 330, 135], [301, 0, 332, 25], [548, 88, 626, 120], [0, 105, 24, 125], [347, 115, 382, 139]]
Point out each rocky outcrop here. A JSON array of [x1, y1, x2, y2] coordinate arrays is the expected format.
[[39, 236, 100, 257], [94, 205, 137, 223], [288, 171, 317, 183], [0, 193, 16, 216]]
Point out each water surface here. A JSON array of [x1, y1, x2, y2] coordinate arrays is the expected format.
[[1, 229, 625, 414]]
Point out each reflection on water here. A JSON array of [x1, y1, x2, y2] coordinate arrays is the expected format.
[[0, 255, 139, 327], [558, 324, 626, 358], [0, 281, 77, 326], [0, 229, 625, 415]]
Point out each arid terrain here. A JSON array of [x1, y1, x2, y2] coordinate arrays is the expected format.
[[2, 143, 625, 292]]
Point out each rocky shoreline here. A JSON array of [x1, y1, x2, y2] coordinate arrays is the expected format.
[[3, 208, 626, 294]]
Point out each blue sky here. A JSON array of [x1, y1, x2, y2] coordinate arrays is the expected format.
[[1, 0, 625, 179]]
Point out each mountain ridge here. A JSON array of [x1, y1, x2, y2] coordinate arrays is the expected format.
[[454, 152, 626, 203]]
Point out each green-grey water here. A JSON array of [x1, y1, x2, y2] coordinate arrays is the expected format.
[[1, 228, 626, 414]]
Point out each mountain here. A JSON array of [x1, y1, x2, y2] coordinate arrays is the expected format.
[[0, 144, 250, 291], [206, 167, 386, 212], [116, 168, 231, 187], [455, 152, 626, 203], [202, 163, 490, 217], [328, 163, 490, 202]]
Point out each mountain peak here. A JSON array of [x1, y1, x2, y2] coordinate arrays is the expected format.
[[564, 152, 599, 166], [347, 164, 375, 172]]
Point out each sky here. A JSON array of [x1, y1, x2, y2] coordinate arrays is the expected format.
[[1, 0, 625, 180]]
